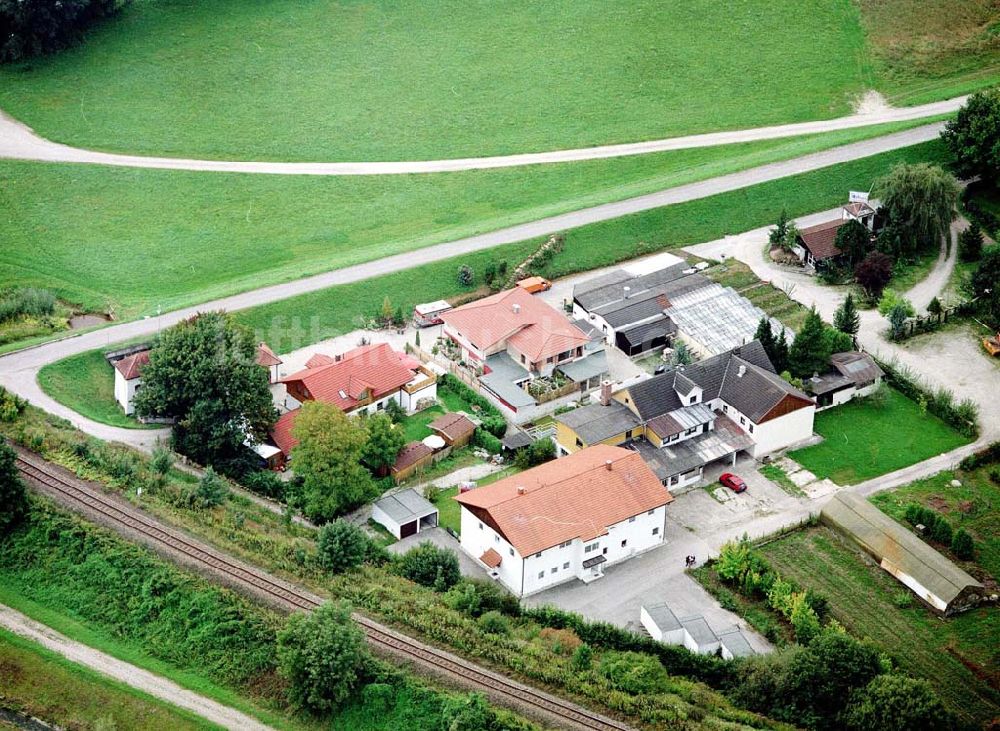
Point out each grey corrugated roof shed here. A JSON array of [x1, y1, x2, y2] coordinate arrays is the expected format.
[[375, 489, 438, 525], [821, 492, 983, 610]]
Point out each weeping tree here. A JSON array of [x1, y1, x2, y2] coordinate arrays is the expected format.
[[875, 164, 959, 256]]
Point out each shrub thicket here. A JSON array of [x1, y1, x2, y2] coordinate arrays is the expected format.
[[0, 1, 129, 62], [438, 375, 507, 437], [398, 541, 461, 591], [317, 520, 370, 574], [874, 357, 979, 438], [0, 287, 57, 322]]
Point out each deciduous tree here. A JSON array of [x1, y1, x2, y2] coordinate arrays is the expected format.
[[317, 520, 370, 573], [941, 89, 1000, 186], [399, 541, 461, 591], [834, 220, 870, 265], [969, 248, 1000, 326], [842, 674, 955, 731], [361, 412, 405, 476], [875, 163, 959, 255], [0, 443, 27, 532], [0, 0, 128, 62], [276, 601, 368, 713], [291, 401, 375, 522], [133, 312, 276, 475], [854, 252, 894, 302]]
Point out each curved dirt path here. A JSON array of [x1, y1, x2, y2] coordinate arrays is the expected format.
[[0, 604, 273, 731], [0, 122, 948, 449], [0, 96, 964, 175]]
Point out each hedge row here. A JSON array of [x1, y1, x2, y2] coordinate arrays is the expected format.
[[873, 356, 979, 438], [438, 374, 507, 437], [959, 441, 1000, 470]]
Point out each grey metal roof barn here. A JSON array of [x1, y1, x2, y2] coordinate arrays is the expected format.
[[821, 492, 984, 615]]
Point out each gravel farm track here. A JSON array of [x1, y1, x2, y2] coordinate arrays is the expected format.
[[12, 445, 634, 731]]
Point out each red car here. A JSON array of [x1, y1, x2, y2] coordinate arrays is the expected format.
[[719, 473, 747, 493]]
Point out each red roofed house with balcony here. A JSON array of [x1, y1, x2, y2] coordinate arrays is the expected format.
[[455, 444, 672, 596], [440, 287, 608, 420]]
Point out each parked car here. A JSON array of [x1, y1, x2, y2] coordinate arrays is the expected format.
[[719, 473, 747, 493], [515, 276, 552, 294]]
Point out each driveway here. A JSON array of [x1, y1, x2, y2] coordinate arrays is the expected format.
[[386, 527, 490, 581]]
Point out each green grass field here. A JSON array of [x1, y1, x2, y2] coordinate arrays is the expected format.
[[0, 628, 215, 731], [761, 526, 999, 727], [788, 387, 970, 484], [0, 0, 873, 161], [871, 463, 999, 578], [37, 349, 157, 429], [0, 121, 938, 320]]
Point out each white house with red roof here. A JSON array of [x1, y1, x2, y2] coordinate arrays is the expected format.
[[112, 349, 150, 415], [441, 287, 608, 420], [455, 444, 672, 597], [268, 343, 437, 465]]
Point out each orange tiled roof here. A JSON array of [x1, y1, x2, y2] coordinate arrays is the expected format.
[[797, 219, 846, 261], [456, 445, 672, 556], [256, 342, 282, 367], [279, 344, 416, 411], [114, 350, 149, 380], [441, 287, 589, 362], [271, 409, 300, 456]]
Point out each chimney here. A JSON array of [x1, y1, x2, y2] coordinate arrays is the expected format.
[[600, 380, 612, 406], [737, 364, 746, 378], [512, 303, 521, 315], [623, 285, 631, 300], [605, 460, 613, 471], [516, 486, 526, 495]]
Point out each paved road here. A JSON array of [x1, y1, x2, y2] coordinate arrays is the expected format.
[[0, 123, 949, 449], [0, 97, 963, 175], [0, 604, 273, 731]]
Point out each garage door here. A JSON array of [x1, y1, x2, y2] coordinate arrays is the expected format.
[[400, 520, 417, 538]]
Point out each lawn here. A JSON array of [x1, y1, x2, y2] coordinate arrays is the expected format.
[[37, 349, 157, 429], [761, 525, 999, 727], [857, 0, 1000, 106], [788, 387, 970, 484], [870, 462, 1000, 578], [0, 122, 940, 321], [433, 466, 523, 535], [0, 628, 214, 731], [399, 405, 446, 442], [0, 0, 874, 161]]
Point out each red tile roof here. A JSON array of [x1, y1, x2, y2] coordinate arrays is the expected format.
[[456, 445, 672, 556], [256, 342, 282, 367], [271, 409, 300, 456], [797, 219, 846, 261], [429, 413, 476, 442], [392, 441, 434, 472], [479, 548, 502, 568], [305, 353, 335, 368], [113, 351, 149, 380], [441, 287, 589, 363], [279, 343, 416, 412], [843, 202, 875, 218]]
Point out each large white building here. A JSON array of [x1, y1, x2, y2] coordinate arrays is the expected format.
[[455, 445, 673, 597]]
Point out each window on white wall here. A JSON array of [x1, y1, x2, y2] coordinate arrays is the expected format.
[[479, 522, 483, 530], [494, 535, 499, 543], [537, 571, 544, 579], [647, 509, 654, 515], [509, 548, 514, 556], [652, 527, 659, 535], [628, 516, 636, 523], [535, 552, 542, 558], [563, 562, 570, 569], [551, 567, 557, 574], [621, 540, 627, 548]]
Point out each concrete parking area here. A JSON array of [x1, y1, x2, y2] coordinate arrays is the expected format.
[[386, 526, 490, 581]]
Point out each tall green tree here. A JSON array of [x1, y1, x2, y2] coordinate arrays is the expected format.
[[788, 307, 832, 378], [842, 674, 955, 731], [133, 312, 276, 474], [291, 401, 375, 522], [772, 329, 790, 374], [833, 293, 860, 337], [834, 220, 871, 265], [361, 412, 405, 477], [969, 248, 1000, 326], [941, 88, 1000, 186], [276, 601, 368, 713], [768, 209, 790, 248], [958, 222, 984, 263], [0, 443, 28, 533], [0, 0, 128, 62], [875, 163, 959, 255], [755, 316, 776, 357]]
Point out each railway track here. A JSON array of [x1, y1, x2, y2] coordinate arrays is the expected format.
[[15, 449, 633, 731]]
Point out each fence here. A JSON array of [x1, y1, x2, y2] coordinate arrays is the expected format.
[[892, 302, 974, 341]]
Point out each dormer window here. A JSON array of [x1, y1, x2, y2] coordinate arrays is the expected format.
[[689, 395, 697, 404]]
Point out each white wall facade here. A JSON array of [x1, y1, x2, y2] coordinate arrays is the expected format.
[[459, 504, 667, 597], [747, 405, 816, 457], [398, 382, 437, 412], [114, 372, 141, 415]]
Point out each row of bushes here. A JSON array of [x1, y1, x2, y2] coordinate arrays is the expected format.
[[962, 191, 1000, 238], [438, 374, 507, 437], [873, 356, 979, 438], [903, 504, 975, 560], [0, 287, 56, 323], [959, 441, 1000, 470], [713, 538, 830, 645]]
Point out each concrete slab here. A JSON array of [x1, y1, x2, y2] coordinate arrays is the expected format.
[[788, 468, 818, 487]]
